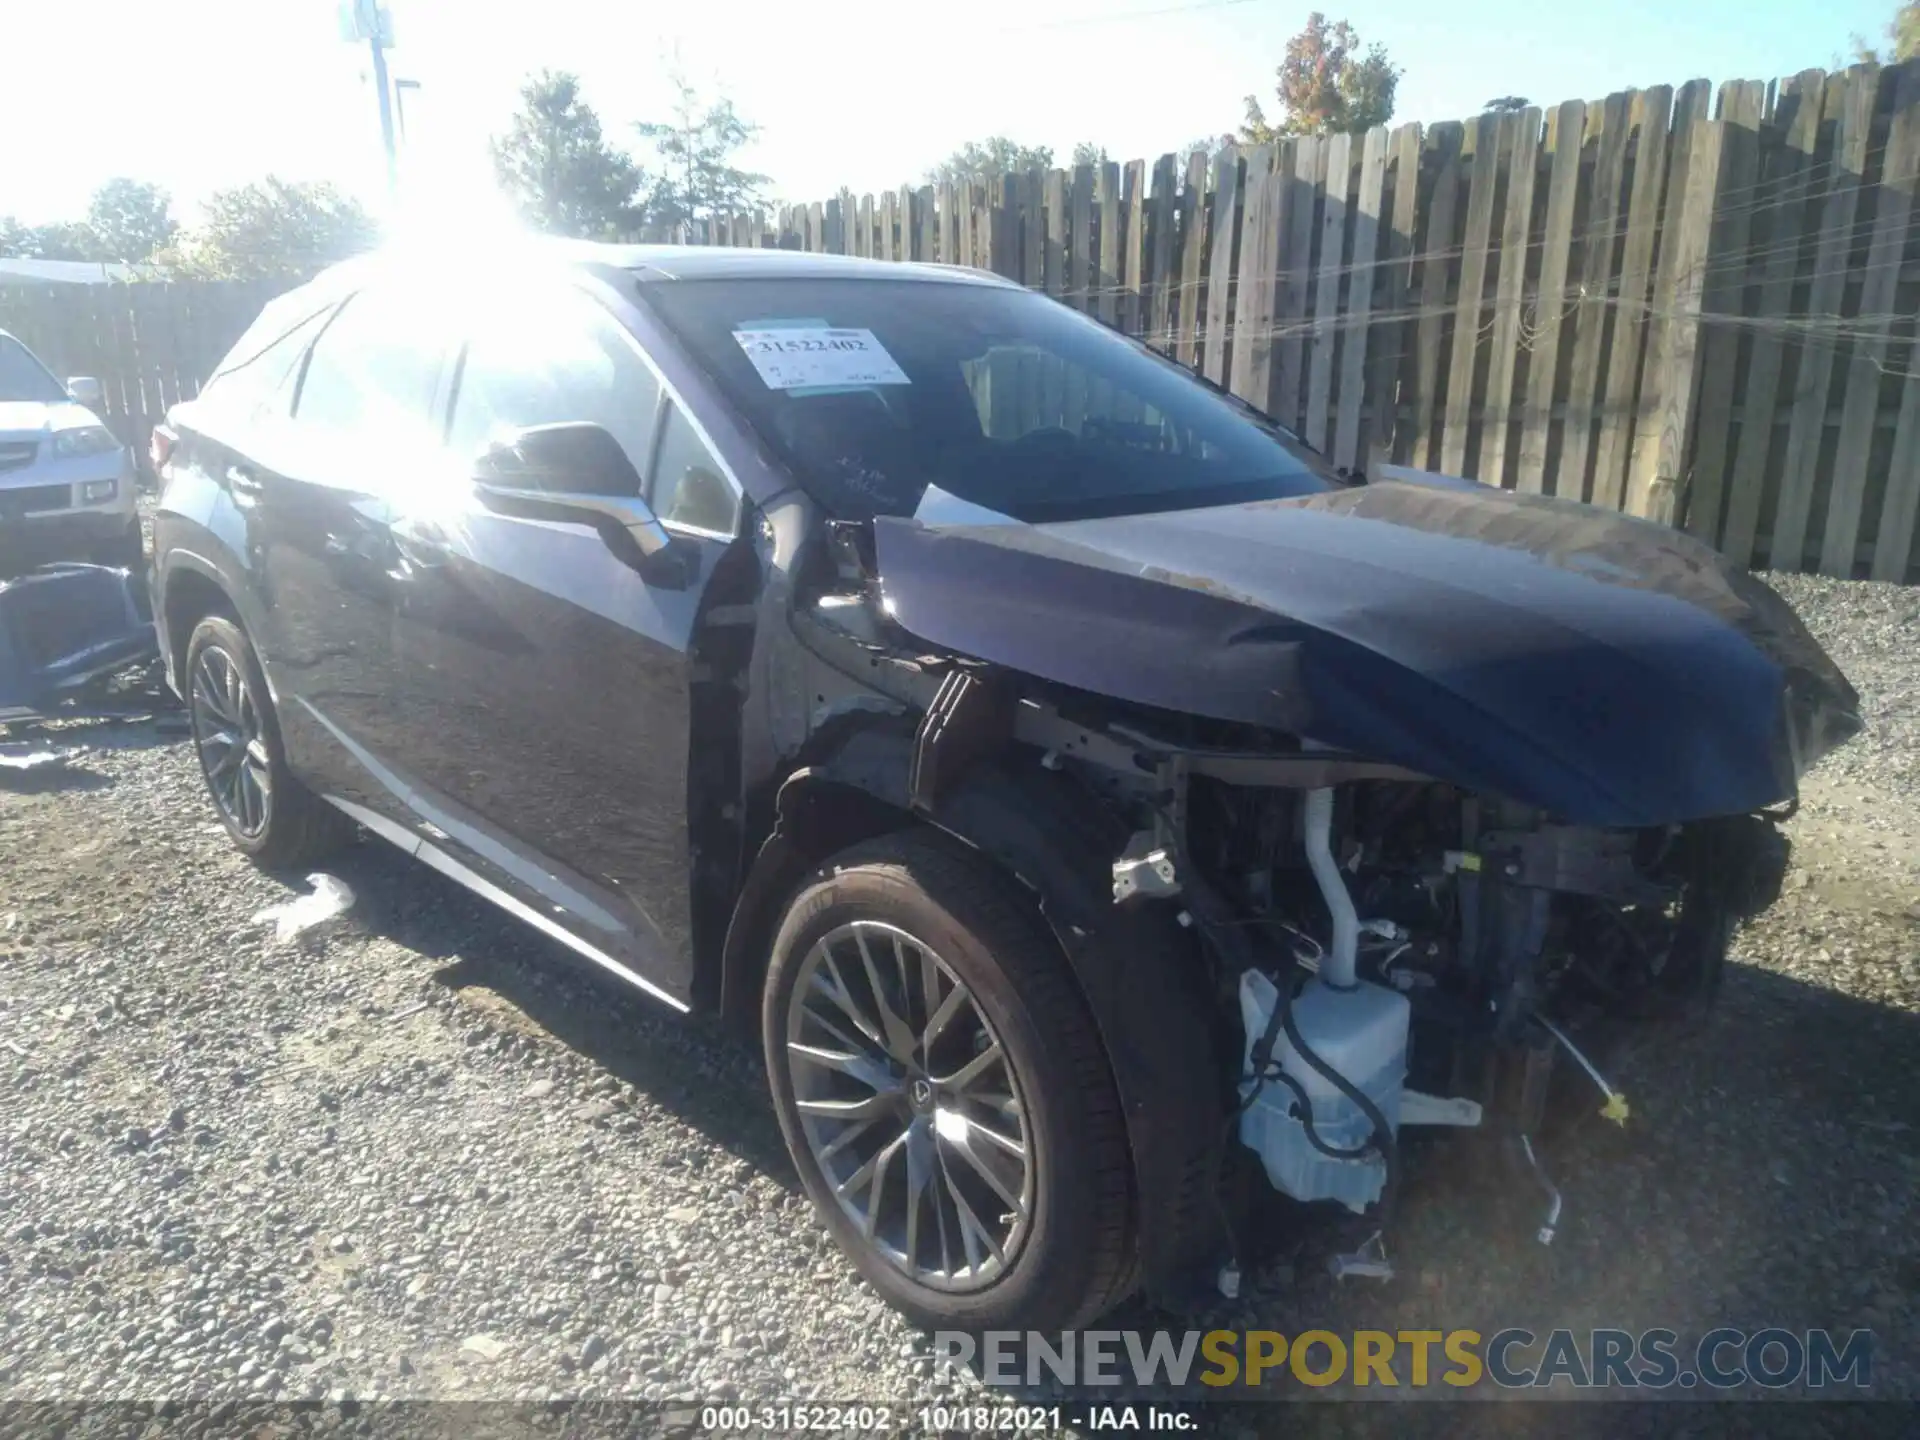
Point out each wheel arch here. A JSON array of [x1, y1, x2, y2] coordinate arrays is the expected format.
[[155, 549, 257, 695], [717, 723, 1230, 1305]]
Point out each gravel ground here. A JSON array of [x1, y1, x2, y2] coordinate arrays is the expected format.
[[0, 574, 1915, 1417]]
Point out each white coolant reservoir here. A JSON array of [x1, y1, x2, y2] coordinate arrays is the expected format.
[[1237, 970, 1411, 1213]]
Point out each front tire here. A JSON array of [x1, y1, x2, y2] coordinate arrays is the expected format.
[[762, 831, 1136, 1331], [183, 614, 353, 868]]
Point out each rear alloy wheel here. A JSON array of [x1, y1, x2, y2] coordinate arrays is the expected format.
[[183, 614, 353, 867], [763, 832, 1136, 1331]]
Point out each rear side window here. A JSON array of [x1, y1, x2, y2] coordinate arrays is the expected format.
[[294, 289, 449, 441], [447, 286, 662, 493], [196, 303, 334, 420]]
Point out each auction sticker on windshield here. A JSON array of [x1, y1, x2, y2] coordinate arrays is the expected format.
[[733, 327, 910, 390]]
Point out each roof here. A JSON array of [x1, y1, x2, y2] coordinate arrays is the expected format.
[[298, 238, 1022, 309], [566, 241, 1018, 288]]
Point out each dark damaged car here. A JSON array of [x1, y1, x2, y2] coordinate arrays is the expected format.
[[148, 244, 1859, 1330]]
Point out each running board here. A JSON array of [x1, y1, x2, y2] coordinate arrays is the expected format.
[[323, 795, 691, 1016]]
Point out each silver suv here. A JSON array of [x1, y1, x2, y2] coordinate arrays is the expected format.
[[0, 329, 139, 572]]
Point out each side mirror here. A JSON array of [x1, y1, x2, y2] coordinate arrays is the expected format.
[[472, 422, 696, 587], [66, 376, 104, 410]]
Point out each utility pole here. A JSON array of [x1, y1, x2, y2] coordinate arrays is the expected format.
[[394, 78, 421, 148], [340, 2, 398, 197], [369, 33, 397, 196]]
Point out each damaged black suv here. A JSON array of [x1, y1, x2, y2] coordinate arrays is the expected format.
[[150, 242, 1858, 1331]]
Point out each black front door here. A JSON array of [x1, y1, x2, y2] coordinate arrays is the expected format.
[[386, 282, 742, 1001]]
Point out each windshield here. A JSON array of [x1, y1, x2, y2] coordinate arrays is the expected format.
[[641, 277, 1341, 523], [0, 337, 70, 405]]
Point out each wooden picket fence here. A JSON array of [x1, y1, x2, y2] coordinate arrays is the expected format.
[[3, 60, 1916, 579], [0, 278, 286, 466], [694, 62, 1920, 582]]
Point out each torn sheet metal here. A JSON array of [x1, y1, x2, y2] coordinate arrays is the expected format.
[[0, 562, 160, 723], [872, 479, 1861, 828]]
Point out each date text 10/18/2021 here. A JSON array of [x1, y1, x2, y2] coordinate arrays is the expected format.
[[698, 1405, 1197, 1432]]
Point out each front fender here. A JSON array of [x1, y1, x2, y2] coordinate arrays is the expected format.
[[725, 725, 1230, 1304]]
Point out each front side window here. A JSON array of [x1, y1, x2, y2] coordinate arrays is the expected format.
[[293, 288, 448, 442], [0, 337, 69, 405], [447, 287, 661, 495], [641, 276, 1342, 523]]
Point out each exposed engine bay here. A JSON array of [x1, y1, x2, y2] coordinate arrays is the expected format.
[[1058, 707, 1788, 1283]]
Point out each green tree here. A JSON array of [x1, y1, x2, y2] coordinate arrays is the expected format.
[[158, 178, 378, 280], [1070, 142, 1110, 169], [17, 222, 102, 261], [1850, 2, 1918, 58], [0, 216, 31, 257], [492, 71, 645, 238], [85, 179, 177, 262], [635, 72, 769, 230], [1483, 96, 1531, 113], [927, 137, 1054, 186], [1242, 12, 1401, 141]]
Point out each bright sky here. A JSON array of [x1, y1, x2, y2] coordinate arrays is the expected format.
[[0, 0, 1894, 229]]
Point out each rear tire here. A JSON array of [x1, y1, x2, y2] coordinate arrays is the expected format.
[[762, 830, 1137, 1331], [183, 614, 354, 868]]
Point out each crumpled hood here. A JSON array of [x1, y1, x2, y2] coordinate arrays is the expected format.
[[872, 479, 1861, 827]]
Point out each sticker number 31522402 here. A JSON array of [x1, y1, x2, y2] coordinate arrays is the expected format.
[[732, 327, 912, 391]]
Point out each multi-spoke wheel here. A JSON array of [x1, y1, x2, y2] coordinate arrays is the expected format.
[[764, 832, 1137, 1331], [182, 614, 353, 867], [787, 920, 1033, 1290], [190, 640, 273, 839]]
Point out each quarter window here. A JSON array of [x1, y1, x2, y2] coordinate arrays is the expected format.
[[650, 404, 739, 535], [293, 289, 448, 440]]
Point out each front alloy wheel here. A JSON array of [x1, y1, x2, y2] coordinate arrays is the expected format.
[[764, 832, 1137, 1331], [786, 919, 1034, 1290]]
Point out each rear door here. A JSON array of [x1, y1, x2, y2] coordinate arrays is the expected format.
[[246, 284, 454, 810], [388, 279, 744, 997]]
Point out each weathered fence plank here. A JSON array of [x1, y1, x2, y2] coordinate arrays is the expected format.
[[1409, 124, 1463, 470], [1516, 100, 1586, 495], [1174, 149, 1210, 366], [1721, 71, 1827, 567], [1275, 134, 1326, 435], [1772, 65, 1877, 572], [1479, 108, 1542, 488], [1559, 91, 1635, 501], [1366, 122, 1422, 466], [1304, 133, 1352, 450], [1821, 65, 1920, 576], [1230, 144, 1282, 410], [1145, 155, 1178, 350], [1683, 80, 1768, 539], [1591, 85, 1674, 512], [1202, 145, 1243, 386]]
